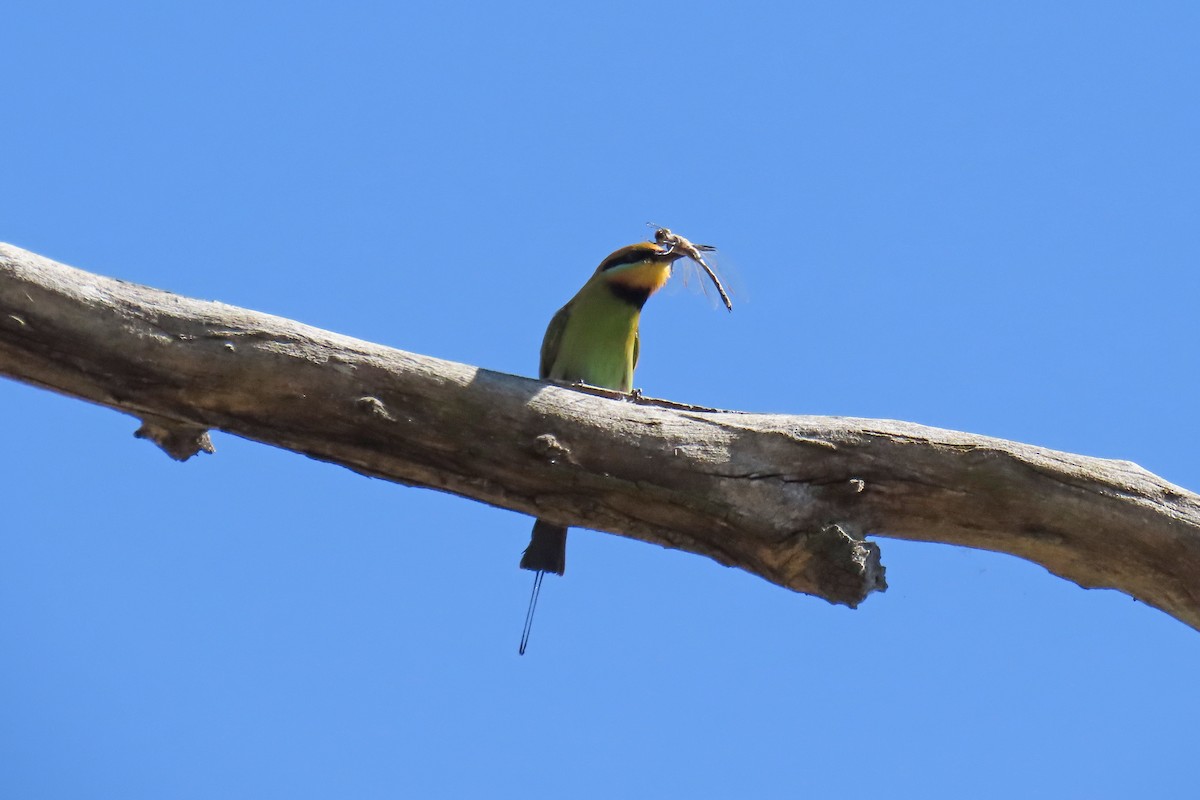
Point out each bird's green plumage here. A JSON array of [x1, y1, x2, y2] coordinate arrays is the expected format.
[[540, 276, 644, 392]]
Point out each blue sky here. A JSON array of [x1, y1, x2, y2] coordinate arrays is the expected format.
[[3, 2, 1198, 797]]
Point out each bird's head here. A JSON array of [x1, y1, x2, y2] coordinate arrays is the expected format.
[[594, 241, 685, 304]]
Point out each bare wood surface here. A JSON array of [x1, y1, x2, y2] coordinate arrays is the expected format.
[[2, 242, 1198, 629]]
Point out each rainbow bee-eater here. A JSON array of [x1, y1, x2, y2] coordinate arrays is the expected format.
[[519, 232, 729, 654]]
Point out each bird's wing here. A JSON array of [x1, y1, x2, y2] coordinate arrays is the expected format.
[[633, 329, 640, 373], [539, 302, 572, 380]]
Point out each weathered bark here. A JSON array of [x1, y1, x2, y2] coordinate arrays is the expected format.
[[2, 242, 1198, 629]]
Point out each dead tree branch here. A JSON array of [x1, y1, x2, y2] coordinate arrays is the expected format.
[[2, 242, 1198, 629]]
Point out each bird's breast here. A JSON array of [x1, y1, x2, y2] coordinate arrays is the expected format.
[[548, 304, 640, 392]]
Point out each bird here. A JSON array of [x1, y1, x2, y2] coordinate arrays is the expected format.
[[518, 239, 691, 654]]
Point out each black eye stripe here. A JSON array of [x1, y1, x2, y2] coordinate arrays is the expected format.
[[599, 246, 669, 271]]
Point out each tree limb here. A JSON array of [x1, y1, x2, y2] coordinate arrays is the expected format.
[[2, 242, 1198, 629]]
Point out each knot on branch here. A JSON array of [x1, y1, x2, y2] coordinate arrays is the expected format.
[[134, 415, 215, 461], [798, 524, 887, 608], [356, 395, 396, 422], [533, 433, 572, 465]]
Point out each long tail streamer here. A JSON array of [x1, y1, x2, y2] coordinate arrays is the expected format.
[[519, 570, 545, 655]]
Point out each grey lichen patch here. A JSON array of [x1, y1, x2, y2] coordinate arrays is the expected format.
[[134, 416, 215, 461]]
